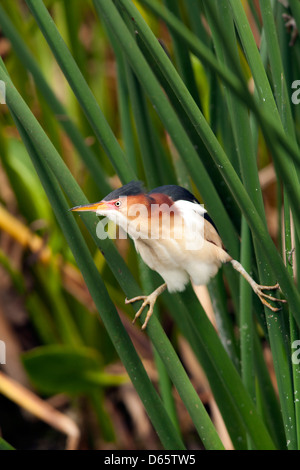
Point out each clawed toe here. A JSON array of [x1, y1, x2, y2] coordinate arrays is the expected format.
[[257, 290, 287, 303], [133, 301, 149, 326], [128, 296, 155, 330], [257, 282, 279, 291], [125, 295, 146, 305], [125, 296, 149, 326], [258, 295, 282, 312], [125, 283, 167, 330], [254, 284, 287, 312], [230, 260, 287, 313]]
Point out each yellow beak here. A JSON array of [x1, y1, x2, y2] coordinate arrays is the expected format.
[[70, 201, 109, 212]]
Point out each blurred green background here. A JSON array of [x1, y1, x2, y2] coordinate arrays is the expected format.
[[0, 0, 300, 450]]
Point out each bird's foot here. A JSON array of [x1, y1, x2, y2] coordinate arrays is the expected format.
[[230, 260, 287, 311], [253, 283, 287, 312], [125, 283, 167, 330]]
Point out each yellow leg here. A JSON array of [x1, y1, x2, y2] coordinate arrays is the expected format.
[[230, 260, 287, 311], [125, 283, 167, 330]]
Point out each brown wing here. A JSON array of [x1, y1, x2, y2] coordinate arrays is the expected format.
[[204, 218, 224, 249]]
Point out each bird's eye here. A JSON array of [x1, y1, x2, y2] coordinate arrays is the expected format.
[[115, 201, 121, 207]]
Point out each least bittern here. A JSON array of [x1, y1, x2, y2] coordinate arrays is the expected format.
[[71, 181, 286, 329]]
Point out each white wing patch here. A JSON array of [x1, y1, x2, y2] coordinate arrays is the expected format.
[[173, 200, 206, 250], [173, 199, 206, 216]]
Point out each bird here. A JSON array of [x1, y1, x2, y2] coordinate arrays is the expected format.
[[71, 181, 286, 329]]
